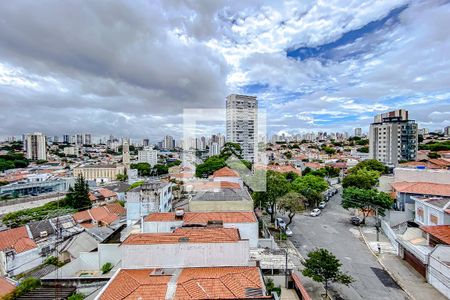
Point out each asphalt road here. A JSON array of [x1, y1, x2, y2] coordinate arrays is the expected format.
[[288, 191, 410, 300]]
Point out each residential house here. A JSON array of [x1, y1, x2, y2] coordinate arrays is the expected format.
[[95, 266, 269, 300], [125, 180, 173, 226], [0, 277, 15, 298], [212, 167, 243, 187], [121, 227, 249, 269], [391, 182, 450, 211], [143, 210, 259, 248], [89, 188, 118, 206], [0, 226, 41, 276], [189, 186, 253, 212], [72, 202, 126, 230], [413, 197, 450, 226]]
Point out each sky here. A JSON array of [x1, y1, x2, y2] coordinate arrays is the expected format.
[[0, 0, 449, 141]]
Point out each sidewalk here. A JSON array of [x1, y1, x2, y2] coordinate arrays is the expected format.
[[360, 226, 447, 300]]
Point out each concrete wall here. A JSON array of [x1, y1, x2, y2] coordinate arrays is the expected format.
[[428, 245, 450, 298], [394, 168, 450, 184], [381, 220, 399, 255], [122, 241, 249, 269], [189, 200, 253, 212], [3, 248, 42, 276], [142, 220, 183, 233], [414, 200, 449, 226], [98, 244, 121, 268]]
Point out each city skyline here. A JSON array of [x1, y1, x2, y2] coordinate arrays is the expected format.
[[0, 1, 449, 139]]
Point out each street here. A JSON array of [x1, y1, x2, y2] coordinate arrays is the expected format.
[[288, 191, 410, 300]]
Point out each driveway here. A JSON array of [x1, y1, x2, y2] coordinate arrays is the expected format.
[[287, 191, 410, 300]]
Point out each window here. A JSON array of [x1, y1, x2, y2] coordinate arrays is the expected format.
[[416, 207, 424, 223], [430, 214, 438, 225]]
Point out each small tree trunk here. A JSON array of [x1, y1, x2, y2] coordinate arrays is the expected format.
[[286, 213, 295, 227], [270, 203, 275, 223], [325, 280, 328, 298]]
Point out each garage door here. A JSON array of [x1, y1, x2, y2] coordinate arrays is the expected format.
[[404, 249, 426, 277]]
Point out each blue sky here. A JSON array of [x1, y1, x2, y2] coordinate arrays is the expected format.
[[0, 0, 449, 140]]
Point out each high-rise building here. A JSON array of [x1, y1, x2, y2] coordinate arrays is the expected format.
[[369, 109, 418, 165], [26, 132, 47, 161], [76, 134, 83, 146], [122, 139, 131, 166], [143, 139, 150, 147], [354, 128, 362, 137], [53, 135, 59, 143], [63, 134, 69, 144], [138, 147, 158, 166], [209, 142, 220, 156], [226, 94, 257, 162], [444, 126, 450, 136], [83, 133, 92, 145], [163, 135, 174, 150]]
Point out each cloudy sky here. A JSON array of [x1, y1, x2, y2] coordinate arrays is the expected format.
[[1, 0, 449, 141]]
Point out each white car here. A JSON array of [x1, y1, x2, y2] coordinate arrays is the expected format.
[[285, 226, 293, 237], [310, 208, 321, 217], [318, 201, 326, 209]]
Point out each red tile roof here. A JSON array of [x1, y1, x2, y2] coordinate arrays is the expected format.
[[72, 202, 125, 225], [421, 225, 450, 245], [144, 211, 257, 224], [122, 228, 240, 245], [213, 167, 240, 178], [391, 182, 450, 197], [98, 269, 170, 300], [267, 165, 302, 175], [0, 226, 37, 254], [0, 277, 15, 298], [99, 267, 267, 300], [188, 181, 241, 191], [98, 188, 117, 198]]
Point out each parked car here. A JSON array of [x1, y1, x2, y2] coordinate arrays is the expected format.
[[350, 216, 361, 226], [318, 201, 326, 209], [275, 217, 286, 229], [285, 226, 293, 237], [310, 208, 321, 217]]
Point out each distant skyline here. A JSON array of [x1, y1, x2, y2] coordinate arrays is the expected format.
[[1, 1, 449, 139]]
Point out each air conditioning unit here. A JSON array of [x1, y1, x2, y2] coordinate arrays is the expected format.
[[40, 231, 48, 238]]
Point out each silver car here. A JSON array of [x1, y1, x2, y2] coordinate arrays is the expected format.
[[310, 208, 321, 217]]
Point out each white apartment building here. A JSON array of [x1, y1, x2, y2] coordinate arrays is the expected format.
[[26, 132, 47, 161], [354, 128, 362, 137], [226, 94, 257, 162], [209, 142, 220, 156], [163, 135, 174, 150], [369, 109, 418, 165], [137, 147, 158, 166]]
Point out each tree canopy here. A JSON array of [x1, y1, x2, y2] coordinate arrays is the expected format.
[[302, 248, 354, 298], [349, 159, 388, 174], [291, 175, 328, 207], [342, 168, 380, 189], [342, 187, 393, 223], [66, 174, 92, 210], [277, 191, 306, 227]]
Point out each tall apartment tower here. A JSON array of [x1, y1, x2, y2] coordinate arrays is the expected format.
[[369, 109, 418, 166], [122, 140, 131, 166], [138, 147, 158, 166], [226, 94, 257, 162], [354, 128, 362, 137], [163, 135, 174, 150], [26, 132, 47, 161]]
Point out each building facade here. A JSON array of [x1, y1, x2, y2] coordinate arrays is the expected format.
[[226, 94, 257, 162], [26, 132, 47, 161], [369, 109, 418, 165], [73, 165, 125, 183], [137, 147, 158, 166]]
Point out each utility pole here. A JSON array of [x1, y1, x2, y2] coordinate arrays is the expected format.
[[375, 206, 379, 242]]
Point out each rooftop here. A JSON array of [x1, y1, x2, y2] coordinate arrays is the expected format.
[[213, 167, 240, 178], [98, 267, 267, 300], [391, 181, 450, 197], [421, 225, 450, 245], [0, 226, 37, 254], [192, 188, 252, 202], [144, 211, 257, 224], [122, 227, 241, 245]]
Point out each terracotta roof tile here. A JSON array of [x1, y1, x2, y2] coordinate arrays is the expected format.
[[98, 188, 117, 198], [144, 212, 257, 224], [72, 202, 125, 225], [175, 267, 266, 299], [213, 167, 240, 178], [122, 228, 240, 245], [0, 226, 37, 254], [421, 225, 450, 245], [0, 277, 15, 298], [391, 181, 450, 197]]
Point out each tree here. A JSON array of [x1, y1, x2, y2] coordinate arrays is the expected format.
[[302, 248, 354, 298], [322, 146, 336, 155], [342, 168, 380, 189], [350, 159, 388, 174], [285, 171, 300, 182], [252, 171, 291, 223], [285, 151, 292, 159], [116, 173, 128, 181], [65, 175, 91, 210], [131, 162, 151, 176], [428, 152, 440, 159], [195, 155, 226, 178], [277, 192, 306, 227], [342, 187, 393, 224], [291, 175, 327, 207], [220, 142, 243, 159], [153, 164, 169, 175]]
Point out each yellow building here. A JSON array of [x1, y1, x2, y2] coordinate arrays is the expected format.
[[73, 164, 125, 182]]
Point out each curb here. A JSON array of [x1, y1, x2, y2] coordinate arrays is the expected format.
[[359, 226, 416, 300]]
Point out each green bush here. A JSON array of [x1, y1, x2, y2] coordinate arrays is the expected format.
[[68, 293, 85, 300], [101, 262, 113, 274], [3, 277, 41, 300]]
